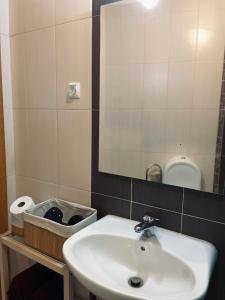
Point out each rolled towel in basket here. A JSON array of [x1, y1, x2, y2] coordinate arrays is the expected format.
[[30, 275, 63, 300], [7, 264, 56, 300]]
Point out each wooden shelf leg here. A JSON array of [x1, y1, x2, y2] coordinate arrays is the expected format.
[[0, 242, 10, 300], [63, 270, 73, 300]]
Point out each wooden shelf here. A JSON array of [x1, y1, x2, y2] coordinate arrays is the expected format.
[[0, 232, 73, 300]]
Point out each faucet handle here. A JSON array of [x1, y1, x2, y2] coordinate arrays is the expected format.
[[143, 213, 160, 223]]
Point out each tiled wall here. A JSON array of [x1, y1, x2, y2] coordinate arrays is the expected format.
[[92, 1, 225, 299], [0, 1, 16, 218], [98, 0, 225, 193], [0, 0, 93, 207]]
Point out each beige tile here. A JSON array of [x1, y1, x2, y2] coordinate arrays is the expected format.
[[190, 109, 219, 155], [56, 19, 92, 109], [10, 0, 55, 35], [121, 3, 145, 64], [101, 4, 122, 65], [171, 0, 199, 12], [165, 110, 192, 154], [141, 110, 166, 153], [119, 64, 143, 109], [11, 28, 56, 109], [55, 0, 92, 24], [13, 110, 31, 177], [103, 65, 121, 109], [197, 11, 225, 61], [0, 0, 10, 35], [199, 0, 225, 13], [145, 13, 170, 63], [1, 35, 13, 109], [191, 154, 215, 193], [119, 151, 142, 179], [100, 109, 121, 151], [119, 110, 142, 152], [193, 61, 223, 109], [26, 28, 56, 109], [57, 185, 91, 207], [143, 63, 168, 109], [168, 62, 195, 109], [28, 110, 58, 183], [99, 149, 120, 175], [4, 109, 15, 176], [16, 176, 57, 203], [7, 175, 16, 209], [170, 12, 197, 61], [11, 34, 27, 108], [58, 110, 91, 191]]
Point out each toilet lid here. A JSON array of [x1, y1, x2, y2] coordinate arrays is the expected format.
[[163, 156, 201, 190]]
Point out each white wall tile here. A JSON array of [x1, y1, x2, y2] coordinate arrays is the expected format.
[[168, 62, 195, 109], [58, 110, 91, 191], [56, 19, 92, 109], [55, 0, 92, 25]]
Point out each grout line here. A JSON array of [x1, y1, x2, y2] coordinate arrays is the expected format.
[[13, 108, 92, 111], [92, 191, 131, 203], [130, 178, 133, 219], [183, 213, 225, 226], [132, 201, 181, 215], [7, 16, 93, 38], [180, 188, 185, 233]]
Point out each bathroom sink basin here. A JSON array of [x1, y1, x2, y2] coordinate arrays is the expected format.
[[63, 215, 217, 300]]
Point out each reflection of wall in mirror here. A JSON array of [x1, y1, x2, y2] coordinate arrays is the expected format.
[[99, 0, 225, 193]]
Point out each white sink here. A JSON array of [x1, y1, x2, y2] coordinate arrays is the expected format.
[[63, 215, 217, 300]]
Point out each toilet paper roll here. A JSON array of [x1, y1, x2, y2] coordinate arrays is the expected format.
[[10, 196, 35, 228]]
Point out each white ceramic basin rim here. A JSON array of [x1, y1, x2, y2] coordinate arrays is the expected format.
[[63, 215, 217, 300]]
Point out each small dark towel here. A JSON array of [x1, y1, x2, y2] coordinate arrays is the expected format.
[[30, 275, 63, 300], [7, 264, 56, 300]]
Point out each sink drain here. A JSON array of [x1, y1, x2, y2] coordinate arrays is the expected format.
[[128, 277, 144, 288]]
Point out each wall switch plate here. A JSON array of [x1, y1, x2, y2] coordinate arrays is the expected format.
[[67, 82, 81, 102]]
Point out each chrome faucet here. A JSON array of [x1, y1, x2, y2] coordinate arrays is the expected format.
[[134, 213, 159, 238]]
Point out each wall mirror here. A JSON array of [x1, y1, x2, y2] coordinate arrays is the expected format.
[[98, 0, 225, 194]]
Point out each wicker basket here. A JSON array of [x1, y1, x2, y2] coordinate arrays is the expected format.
[[21, 199, 97, 261]]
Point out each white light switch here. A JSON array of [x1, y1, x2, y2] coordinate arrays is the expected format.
[[67, 82, 81, 102]]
